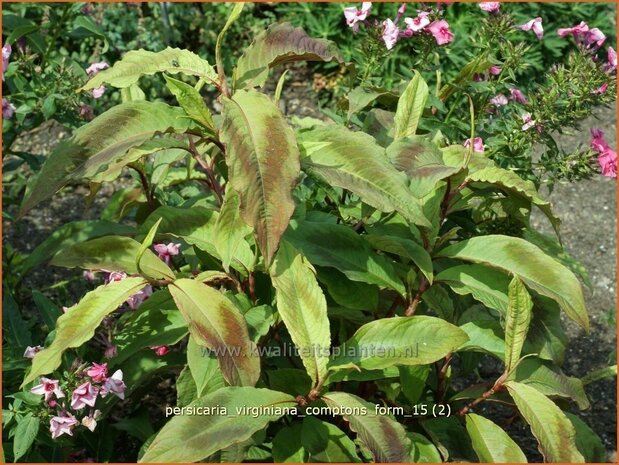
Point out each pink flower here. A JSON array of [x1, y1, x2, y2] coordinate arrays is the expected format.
[[152, 345, 170, 357], [490, 93, 508, 107], [479, 2, 500, 13], [521, 112, 536, 131], [344, 2, 372, 32], [489, 65, 502, 75], [85, 61, 108, 76], [509, 88, 528, 104], [557, 21, 589, 38], [104, 344, 118, 359], [404, 12, 430, 33], [127, 285, 153, 310], [585, 28, 606, 48], [428, 20, 454, 45], [31, 377, 65, 402], [607, 47, 617, 72], [382, 19, 400, 50], [23, 345, 43, 359], [598, 148, 617, 179], [81, 410, 102, 432], [3, 98, 16, 119], [83, 270, 96, 281], [48, 400, 57, 408], [154, 243, 181, 265], [91, 86, 106, 99], [49, 413, 79, 439], [592, 83, 608, 95], [397, 4, 407, 16], [86, 363, 108, 383], [100, 369, 125, 400], [464, 137, 485, 153], [71, 382, 98, 410], [79, 104, 94, 120], [591, 128, 610, 153], [2, 43, 11, 81], [106, 271, 127, 284], [519, 17, 543, 40]]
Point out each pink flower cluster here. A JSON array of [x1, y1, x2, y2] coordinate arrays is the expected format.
[[464, 137, 485, 153], [30, 363, 125, 439], [85, 61, 108, 99], [154, 242, 181, 265], [591, 129, 617, 179], [518, 17, 544, 40], [557, 21, 606, 48]]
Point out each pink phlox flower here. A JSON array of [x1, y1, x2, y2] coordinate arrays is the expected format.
[[31, 377, 65, 402], [152, 345, 170, 357], [154, 242, 181, 264], [404, 12, 430, 33], [598, 148, 617, 179], [585, 28, 606, 48], [50, 413, 79, 439], [85, 61, 108, 76], [23, 345, 43, 359], [428, 20, 454, 45], [81, 410, 102, 432], [519, 17, 543, 40], [592, 82, 608, 95], [490, 94, 508, 107], [382, 18, 400, 50], [3, 98, 16, 119], [2, 43, 11, 80], [557, 21, 589, 38], [509, 88, 528, 104], [106, 271, 127, 284], [71, 382, 99, 410], [344, 2, 372, 32], [606, 47, 617, 72], [591, 128, 610, 153], [100, 369, 126, 400], [464, 137, 485, 153], [91, 86, 106, 99], [127, 285, 153, 310], [86, 363, 108, 383], [479, 2, 500, 13], [489, 65, 502, 75], [521, 112, 536, 131]]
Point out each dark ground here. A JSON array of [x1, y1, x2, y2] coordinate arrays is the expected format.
[[3, 69, 617, 461]]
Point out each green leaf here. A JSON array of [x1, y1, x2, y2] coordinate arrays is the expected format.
[[300, 126, 429, 227], [438, 235, 589, 331], [435, 264, 510, 314], [3, 294, 32, 347], [581, 364, 617, 385], [163, 74, 214, 130], [329, 316, 469, 372], [346, 86, 399, 121], [13, 413, 39, 462], [220, 89, 300, 267], [504, 276, 533, 372], [32, 291, 61, 331], [409, 432, 442, 463], [399, 365, 431, 406], [394, 71, 429, 139], [187, 336, 225, 398], [213, 188, 254, 272], [215, 3, 244, 86], [136, 218, 164, 279], [465, 413, 528, 463], [422, 416, 476, 462], [139, 387, 297, 463], [271, 241, 331, 388], [467, 166, 561, 237], [458, 319, 505, 360], [234, 22, 343, 89], [565, 413, 606, 462], [176, 367, 197, 408], [168, 279, 260, 386], [71, 16, 109, 53], [49, 236, 175, 281], [508, 358, 590, 410], [317, 267, 379, 311], [321, 391, 411, 462], [524, 297, 567, 365], [22, 277, 148, 386], [504, 381, 584, 463], [81, 47, 218, 90], [364, 234, 433, 284], [301, 416, 361, 462], [272, 423, 305, 462], [286, 220, 405, 295], [19, 102, 191, 215]]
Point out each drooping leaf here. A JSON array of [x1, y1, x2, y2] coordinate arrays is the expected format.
[[164, 74, 214, 130], [168, 279, 260, 386], [322, 391, 411, 462], [438, 235, 589, 331], [22, 277, 148, 386], [504, 276, 533, 372], [364, 234, 433, 283], [220, 89, 300, 267], [300, 125, 429, 227], [329, 316, 469, 372], [213, 188, 254, 272], [49, 236, 175, 281], [140, 387, 297, 463], [565, 413, 607, 462], [235, 22, 344, 89], [19, 102, 191, 215], [286, 220, 406, 295], [465, 413, 528, 463], [270, 241, 331, 388], [504, 381, 584, 463], [81, 47, 218, 91], [393, 71, 429, 139], [301, 416, 361, 462], [187, 336, 225, 398]]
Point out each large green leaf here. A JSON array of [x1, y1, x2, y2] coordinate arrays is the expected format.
[[300, 126, 429, 227], [504, 276, 533, 372], [140, 387, 297, 463], [168, 279, 260, 386], [213, 188, 254, 272], [19, 102, 191, 215], [234, 22, 343, 89], [187, 336, 225, 398], [505, 381, 584, 463], [81, 47, 218, 90], [50, 236, 175, 281], [286, 220, 405, 295], [467, 166, 561, 236], [393, 71, 429, 139], [438, 235, 589, 330], [329, 316, 468, 372], [435, 264, 510, 314], [220, 89, 300, 267], [465, 413, 528, 463], [22, 277, 148, 386], [364, 234, 433, 283], [458, 319, 505, 359], [271, 241, 331, 388], [322, 392, 411, 462]]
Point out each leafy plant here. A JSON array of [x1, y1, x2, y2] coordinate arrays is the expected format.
[[4, 3, 616, 463]]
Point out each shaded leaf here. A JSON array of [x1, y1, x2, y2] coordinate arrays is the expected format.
[[213, 188, 254, 272], [364, 234, 433, 283], [465, 413, 528, 463], [301, 416, 361, 462], [565, 413, 606, 462], [13, 413, 39, 462], [272, 423, 306, 462], [187, 336, 225, 397], [3, 294, 32, 348], [409, 432, 442, 463], [399, 365, 431, 406]]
